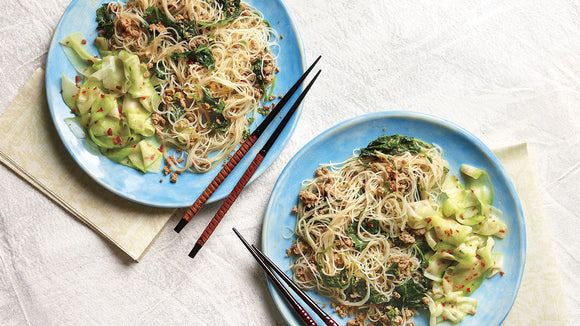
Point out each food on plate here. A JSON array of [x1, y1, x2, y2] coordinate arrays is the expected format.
[[60, 32, 163, 173], [287, 134, 507, 326], [61, 0, 279, 176]]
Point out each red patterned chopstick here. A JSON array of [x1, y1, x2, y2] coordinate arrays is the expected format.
[[251, 244, 339, 326], [233, 228, 318, 326], [188, 70, 321, 259], [174, 56, 322, 233]]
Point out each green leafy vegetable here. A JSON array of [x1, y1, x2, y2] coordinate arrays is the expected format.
[[391, 278, 428, 309], [360, 134, 432, 161], [345, 218, 380, 251], [412, 236, 431, 265], [198, 87, 229, 132], [317, 261, 351, 289], [198, 0, 242, 26], [143, 6, 197, 40], [96, 3, 114, 39], [170, 44, 215, 70], [251, 58, 267, 94]]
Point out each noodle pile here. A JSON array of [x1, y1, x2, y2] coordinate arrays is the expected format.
[[288, 137, 448, 326], [103, 0, 278, 172]]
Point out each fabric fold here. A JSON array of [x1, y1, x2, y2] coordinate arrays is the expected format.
[[0, 68, 176, 261]]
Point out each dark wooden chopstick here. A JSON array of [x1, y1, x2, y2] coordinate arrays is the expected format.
[[174, 56, 322, 233], [251, 244, 339, 326], [232, 228, 318, 326], [188, 70, 321, 259]]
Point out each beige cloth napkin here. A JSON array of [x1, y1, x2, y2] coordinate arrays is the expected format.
[[0, 68, 176, 261], [496, 144, 570, 325]]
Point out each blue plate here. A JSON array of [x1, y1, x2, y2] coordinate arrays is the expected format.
[[45, 0, 305, 207], [261, 111, 525, 326]]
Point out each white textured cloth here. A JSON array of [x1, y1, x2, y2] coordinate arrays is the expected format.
[[1, 0, 578, 325]]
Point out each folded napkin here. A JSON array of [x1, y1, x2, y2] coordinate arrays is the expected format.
[[495, 144, 570, 325], [0, 68, 176, 261]]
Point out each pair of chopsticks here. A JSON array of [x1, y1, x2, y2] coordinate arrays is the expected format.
[[178, 56, 322, 259], [233, 228, 338, 326]]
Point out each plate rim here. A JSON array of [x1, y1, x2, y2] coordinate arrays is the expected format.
[[44, 0, 306, 208], [261, 110, 526, 326]]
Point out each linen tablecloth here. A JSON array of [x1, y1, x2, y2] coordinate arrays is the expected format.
[[1, 0, 578, 324]]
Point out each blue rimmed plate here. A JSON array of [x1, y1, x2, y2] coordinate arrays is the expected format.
[[261, 111, 525, 326], [45, 0, 305, 207]]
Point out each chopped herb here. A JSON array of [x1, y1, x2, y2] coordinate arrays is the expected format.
[[242, 129, 251, 140], [257, 106, 269, 116]]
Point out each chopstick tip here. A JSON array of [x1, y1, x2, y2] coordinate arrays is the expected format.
[[188, 243, 203, 259], [174, 218, 189, 233]]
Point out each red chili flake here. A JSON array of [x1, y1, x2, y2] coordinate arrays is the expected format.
[[499, 230, 505, 233], [100, 94, 104, 98], [500, 271, 505, 276], [88, 59, 94, 64], [94, 55, 98, 59], [472, 207, 476, 211], [60, 89, 63, 93], [427, 218, 432, 223], [471, 189, 474, 193], [81, 90, 87, 94], [466, 288, 471, 293], [94, 120, 98, 124], [187, 61, 194, 65], [473, 273, 479, 277], [159, 145, 164, 152], [478, 222, 482, 225], [147, 15, 151, 19], [71, 109, 76, 113], [443, 317, 447, 321], [476, 254, 481, 259], [88, 117, 92, 123], [481, 262, 486, 267], [116, 86, 122, 90], [447, 250, 453, 254], [442, 303, 445, 307], [81, 39, 87, 44], [107, 128, 113, 136], [459, 214, 463, 218], [65, 41, 70, 45], [441, 249, 446, 253], [75, 76, 81, 83], [97, 108, 103, 112], [118, 108, 123, 115], [141, 97, 146, 100]]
